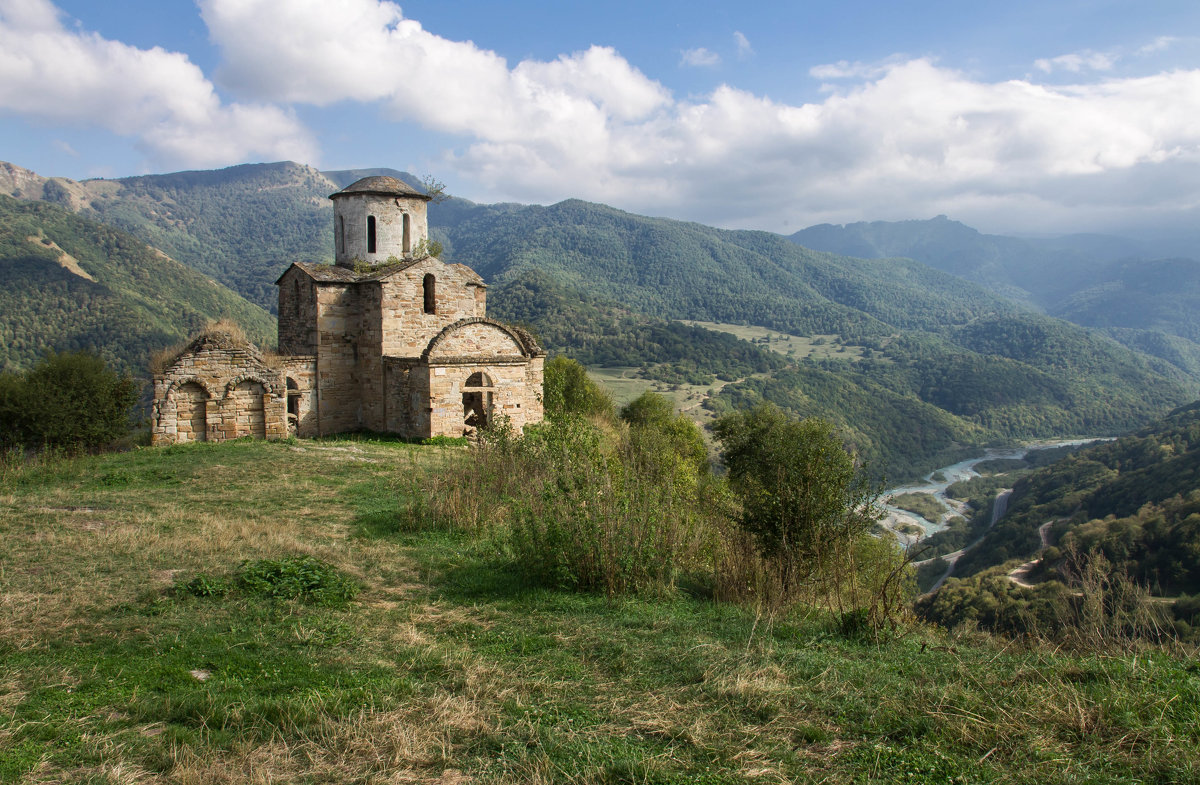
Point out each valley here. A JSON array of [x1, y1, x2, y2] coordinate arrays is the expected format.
[[2, 159, 1200, 782]]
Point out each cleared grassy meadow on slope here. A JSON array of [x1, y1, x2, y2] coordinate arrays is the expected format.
[[1, 439, 1198, 784]]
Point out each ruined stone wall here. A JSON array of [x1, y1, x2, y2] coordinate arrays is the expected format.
[[281, 356, 318, 437], [379, 259, 485, 358], [151, 338, 287, 445], [426, 361, 543, 437], [334, 193, 429, 266], [277, 267, 318, 354]]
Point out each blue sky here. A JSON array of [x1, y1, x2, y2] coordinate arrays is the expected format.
[[2, 0, 1199, 236]]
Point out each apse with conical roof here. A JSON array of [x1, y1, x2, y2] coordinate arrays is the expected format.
[[330, 176, 432, 268]]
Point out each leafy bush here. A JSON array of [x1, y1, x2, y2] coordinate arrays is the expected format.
[[421, 434, 468, 446], [0, 351, 137, 453], [542, 355, 613, 421], [714, 403, 883, 593], [237, 556, 359, 606]]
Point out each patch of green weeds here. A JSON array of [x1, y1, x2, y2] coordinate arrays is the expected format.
[[173, 556, 358, 606], [238, 556, 359, 605], [421, 434, 468, 446]]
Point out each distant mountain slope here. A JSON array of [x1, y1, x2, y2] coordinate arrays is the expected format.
[[1, 160, 337, 310], [789, 216, 1200, 376], [438, 198, 1022, 338], [0, 195, 274, 374], [948, 399, 1200, 586], [789, 215, 1140, 305]]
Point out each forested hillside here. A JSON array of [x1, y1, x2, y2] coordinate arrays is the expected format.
[[0, 196, 275, 375], [790, 216, 1200, 377], [951, 401, 1200, 579], [0, 160, 336, 310]]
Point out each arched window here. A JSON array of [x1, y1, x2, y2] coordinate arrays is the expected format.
[[423, 273, 436, 314], [367, 215, 377, 254], [402, 213, 411, 255]]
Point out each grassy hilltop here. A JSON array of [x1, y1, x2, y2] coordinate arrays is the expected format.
[[1, 439, 1197, 783]]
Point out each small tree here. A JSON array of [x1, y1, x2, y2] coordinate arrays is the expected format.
[[0, 351, 137, 452], [542, 356, 614, 421], [620, 391, 708, 477], [713, 403, 883, 596]]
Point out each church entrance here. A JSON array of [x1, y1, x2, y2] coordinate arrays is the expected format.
[[462, 372, 494, 433]]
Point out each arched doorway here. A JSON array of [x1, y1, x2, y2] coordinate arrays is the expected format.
[[232, 380, 267, 439], [174, 382, 208, 442], [286, 378, 300, 436], [462, 372, 493, 433]]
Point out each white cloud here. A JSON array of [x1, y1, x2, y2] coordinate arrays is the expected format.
[[52, 139, 77, 156], [809, 59, 895, 80], [198, 1, 1200, 234], [680, 47, 721, 67], [1138, 36, 1178, 55], [0, 0, 316, 169], [1034, 50, 1116, 74], [733, 31, 753, 58]]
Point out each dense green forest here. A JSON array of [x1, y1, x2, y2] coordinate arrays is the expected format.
[[791, 216, 1200, 378], [78, 163, 335, 309], [0, 196, 275, 375], [490, 270, 787, 384]]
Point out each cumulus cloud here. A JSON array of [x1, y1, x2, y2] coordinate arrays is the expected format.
[[680, 47, 720, 67], [197, 0, 1200, 233], [0, 0, 316, 169]]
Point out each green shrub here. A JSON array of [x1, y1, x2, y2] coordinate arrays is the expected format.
[[421, 435, 468, 446], [542, 355, 614, 420], [0, 351, 137, 453], [237, 556, 359, 606], [179, 573, 233, 598]]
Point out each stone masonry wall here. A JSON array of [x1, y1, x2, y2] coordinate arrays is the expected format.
[[379, 258, 485, 358], [334, 192, 429, 266], [426, 360, 543, 437], [152, 336, 287, 445], [315, 283, 364, 435], [277, 267, 318, 354], [427, 321, 525, 360], [282, 356, 318, 437]]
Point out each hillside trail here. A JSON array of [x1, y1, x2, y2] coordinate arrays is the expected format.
[[918, 488, 1012, 594], [1005, 521, 1184, 603], [679, 376, 746, 414], [1006, 521, 1056, 588]]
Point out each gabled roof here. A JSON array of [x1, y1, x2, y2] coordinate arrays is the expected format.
[[330, 175, 431, 200], [450, 263, 486, 286], [277, 260, 484, 285]]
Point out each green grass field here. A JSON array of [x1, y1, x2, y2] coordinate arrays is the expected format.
[[676, 322, 872, 362], [1, 440, 1197, 783]]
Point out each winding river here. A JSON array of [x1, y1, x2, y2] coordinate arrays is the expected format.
[[880, 440, 1104, 545]]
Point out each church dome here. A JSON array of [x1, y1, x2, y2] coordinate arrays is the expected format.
[[331, 176, 430, 200]]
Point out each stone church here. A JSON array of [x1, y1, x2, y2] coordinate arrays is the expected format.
[[151, 176, 545, 444]]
